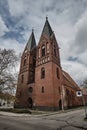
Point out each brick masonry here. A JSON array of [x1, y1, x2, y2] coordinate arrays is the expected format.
[[14, 18, 83, 110]]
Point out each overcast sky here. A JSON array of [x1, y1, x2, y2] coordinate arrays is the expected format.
[[0, 0, 87, 85]]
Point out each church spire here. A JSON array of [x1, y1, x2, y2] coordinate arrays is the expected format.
[[26, 30, 36, 51], [41, 17, 53, 37]]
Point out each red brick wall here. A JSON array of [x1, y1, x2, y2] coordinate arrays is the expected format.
[[34, 61, 62, 108]]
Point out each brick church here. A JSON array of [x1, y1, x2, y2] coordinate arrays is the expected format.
[[14, 17, 82, 110]]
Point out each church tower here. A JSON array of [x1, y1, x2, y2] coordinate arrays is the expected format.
[[15, 30, 36, 108], [15, 17, 83, 110], [34, 17, 63, 110]]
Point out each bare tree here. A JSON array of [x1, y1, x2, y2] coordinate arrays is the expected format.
[[81, 79, 87, 88], [0, 48, 19, 93]]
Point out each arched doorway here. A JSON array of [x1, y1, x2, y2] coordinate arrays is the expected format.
[[28, 97, 33, 108], [59, 100, 62, 110]]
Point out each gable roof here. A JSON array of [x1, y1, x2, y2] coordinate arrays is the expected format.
[[62, 70, 80, 90]]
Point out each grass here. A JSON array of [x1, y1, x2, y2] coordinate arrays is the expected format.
[[0, 108, 32, 114], [0, 106, 86, 115], [0, 108, 46, 115]]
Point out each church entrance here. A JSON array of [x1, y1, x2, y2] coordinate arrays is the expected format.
[[59, 100, 62, 110], [28, 97, 33, 108]]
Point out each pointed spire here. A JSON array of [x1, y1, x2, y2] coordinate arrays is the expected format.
[[32, 28, 34, 32], [46, 16, 48, 20], [26, 29, 36, 51], [41, 17, 53, 37]]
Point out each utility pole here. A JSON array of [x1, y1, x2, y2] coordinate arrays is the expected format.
[[82, 92, 87, 119], [76, 91, 87, 119]]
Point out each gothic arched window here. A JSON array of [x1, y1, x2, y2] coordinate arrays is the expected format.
[[54, 45, 56, 57], [23, 58, 27, 66], [42, 45, 45, 57], [41, 67, 45, 79], [56, 68, 60, 79], [21, 75, 24, 83], [38, 47, 40, 58], [41, 86, 44, 93]]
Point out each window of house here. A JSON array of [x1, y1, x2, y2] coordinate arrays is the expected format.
[[41, 67, 45, 79], [42, 86, 44, 93], [42, 45, 45, 57], [21, 75, 24, 83], [23, 59, 27, 66], [56, 68, 60, 79]]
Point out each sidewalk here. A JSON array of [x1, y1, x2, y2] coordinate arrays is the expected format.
[[0, 109, 87, 130], [0, 107, 85, 117], [0, 110, 62, 117], [68, 117, 87, 130], [0, 111, 32, 117]]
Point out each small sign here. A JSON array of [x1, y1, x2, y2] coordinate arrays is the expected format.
[[76, 91, 82, 97]]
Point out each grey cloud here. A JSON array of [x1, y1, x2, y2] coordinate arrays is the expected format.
[[67, 10, 87, 68], [70, 12, 87, 54], [75, 25, 87, 53], [0, 0, 87, 84]]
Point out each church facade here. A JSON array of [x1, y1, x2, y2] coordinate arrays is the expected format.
[[15, 18, 82, 110]]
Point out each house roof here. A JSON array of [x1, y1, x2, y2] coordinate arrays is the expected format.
[[26, 30, 36, 51], [62, 70, 80, 90]]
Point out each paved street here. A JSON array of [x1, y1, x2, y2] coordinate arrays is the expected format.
[[0, 108, 87, 130]]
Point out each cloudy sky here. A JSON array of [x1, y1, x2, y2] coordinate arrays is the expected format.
[[0, 0, 87, 85]]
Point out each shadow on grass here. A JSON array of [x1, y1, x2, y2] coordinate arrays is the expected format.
[[0, 108, 32, 114]]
